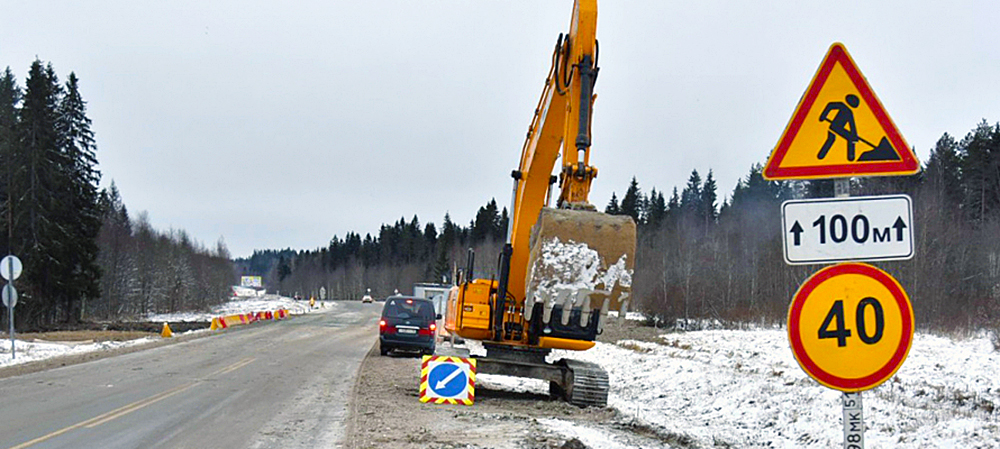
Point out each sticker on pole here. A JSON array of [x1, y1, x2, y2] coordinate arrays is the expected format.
[[788, 263, 914, 392], [764, 43, 919, 180], [419, 356, 476, 405]]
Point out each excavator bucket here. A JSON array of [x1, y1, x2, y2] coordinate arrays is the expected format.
[[524, 208, 636, 333]]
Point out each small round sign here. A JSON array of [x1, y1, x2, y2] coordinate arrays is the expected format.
[[2, 284, 16, 308], [788, 262, 914, 392], [1, 255, 23, 281]]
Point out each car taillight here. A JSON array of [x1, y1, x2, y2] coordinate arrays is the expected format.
[[430, 323, 437, 331], [379, 319, 386, 328]]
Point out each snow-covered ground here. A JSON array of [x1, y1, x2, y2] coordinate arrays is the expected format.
[[148, 294, 323, 322], [480, 328, 1000, 448], [0, 294, 329, 369], [6, 292, 998, 447]]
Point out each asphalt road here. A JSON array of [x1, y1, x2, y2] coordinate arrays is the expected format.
[[0, 301, 380, 449]]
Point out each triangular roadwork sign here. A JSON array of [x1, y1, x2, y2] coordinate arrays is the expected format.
[[764, 43, 919, 180]]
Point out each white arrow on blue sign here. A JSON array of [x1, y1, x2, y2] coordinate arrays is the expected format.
[[781, 194, 914, 265], [428, 363, 469, 398]]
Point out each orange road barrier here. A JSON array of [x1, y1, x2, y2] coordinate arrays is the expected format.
[[161, 322, 173, 338], [210, 309, 292, 332]]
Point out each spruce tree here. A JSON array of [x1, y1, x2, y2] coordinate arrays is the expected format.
[[680, 169, 702, 216], [56, 72, 101, 321], [923, 133, 963, 208], [700, 170, 718, 225], [14, 60, 66, 324], [959, 121, 1000, 223], [646, 189, 667, 228], [620, 177, 642, 223], [0, 67, 20, 257], [605, 192, 620, 214]]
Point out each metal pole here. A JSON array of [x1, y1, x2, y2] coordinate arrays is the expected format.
[[835, 178, 861, 448], [842, 392, 864, 448], [8, 256, 13, 359], [834, 178, 851, 198], [7, 297, 12, 360]]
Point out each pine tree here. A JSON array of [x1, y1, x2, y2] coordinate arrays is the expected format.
[[680, 169, 702, 217], [0, 67, 20, 257], [646, 189, 667, 228], [440, 213, 457, 253], [923, 133, 963, 207], [471, 199, 499, 243], [620, 177, 642, 223], [700, 170, 718, 225], [959, 121, 1000, 223], [56, 72, 102, 321], [13, 60, 67, 324], [605, 192, 620, 214]]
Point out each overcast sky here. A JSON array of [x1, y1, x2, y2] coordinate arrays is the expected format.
[[4, 1, 999, 258]]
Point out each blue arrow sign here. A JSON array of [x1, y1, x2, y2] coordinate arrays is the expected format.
[[428, 363, 467, 397]]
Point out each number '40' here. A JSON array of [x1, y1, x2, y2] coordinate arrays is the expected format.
[[818, 298, 885, 347]]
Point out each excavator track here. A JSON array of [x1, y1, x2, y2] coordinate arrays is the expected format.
[[477, 350, 609, 408], [559, 359, 609, 407]]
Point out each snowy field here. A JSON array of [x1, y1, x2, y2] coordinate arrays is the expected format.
[[480, 328, 1000, 448], [5, 293, 998, 447], [0, 294, 328, 369]]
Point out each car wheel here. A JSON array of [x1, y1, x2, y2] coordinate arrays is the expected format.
[[380, 345, 389, 356]]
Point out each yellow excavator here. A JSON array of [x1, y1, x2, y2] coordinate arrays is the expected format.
[[445, 0, 636, 407]]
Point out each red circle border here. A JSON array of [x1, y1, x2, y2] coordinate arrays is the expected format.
[[787, 263, 914, 391]]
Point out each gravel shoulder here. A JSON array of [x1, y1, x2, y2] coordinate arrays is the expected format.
[[344, 321, 679, 449]]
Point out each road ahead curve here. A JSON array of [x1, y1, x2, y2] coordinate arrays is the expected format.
[[0, 301, 380, 449]]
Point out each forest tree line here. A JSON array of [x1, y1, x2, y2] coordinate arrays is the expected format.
[[236, 199, 510, 301], [622, 120, 1000, 335], [252, 120, 1000, 336], [0, 61, 234, 329]]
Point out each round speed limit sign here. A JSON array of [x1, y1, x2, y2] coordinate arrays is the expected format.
[[788, 262, 914, 392]]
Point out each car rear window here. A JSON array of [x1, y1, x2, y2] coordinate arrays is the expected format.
[[382, 299, 435, 320]]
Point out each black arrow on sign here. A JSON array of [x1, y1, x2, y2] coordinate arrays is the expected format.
[[790, 221, 803, 246], [893, 217, 907, 242]]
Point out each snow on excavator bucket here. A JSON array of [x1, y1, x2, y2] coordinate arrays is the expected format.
[[524, 208, 636, 332]]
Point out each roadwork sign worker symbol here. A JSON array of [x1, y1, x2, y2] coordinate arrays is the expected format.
[[763, 43, 920, 180], [818, 94, 860, 161], [818, 94, 900, 163]]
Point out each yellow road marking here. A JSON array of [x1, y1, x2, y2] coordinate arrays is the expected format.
[[8, 357, 256, 449]]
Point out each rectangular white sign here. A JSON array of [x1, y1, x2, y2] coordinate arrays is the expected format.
[[240, 276, 262, 288], [781, 194, 913, 265]]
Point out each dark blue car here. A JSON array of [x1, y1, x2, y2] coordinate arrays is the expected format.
[[379, 296, 439, 356]]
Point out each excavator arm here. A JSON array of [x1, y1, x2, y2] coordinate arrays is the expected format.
[[445, 0, 636, 407], [506, 0, 599, 307]]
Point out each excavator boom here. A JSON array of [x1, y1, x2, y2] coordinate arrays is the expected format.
[[445, 0, 636, 407]]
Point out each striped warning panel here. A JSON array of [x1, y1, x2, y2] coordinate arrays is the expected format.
[[419, 355, 476, 406]]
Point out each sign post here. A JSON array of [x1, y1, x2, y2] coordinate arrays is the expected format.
[[2, 254, 22, 359], [767, 43, 919, 448], [843, 392, 864, 448]]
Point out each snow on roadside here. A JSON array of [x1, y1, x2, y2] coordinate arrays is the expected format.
[[0, 295, 331, 369], [148, 294, 333, 322], [557, 329, 1000, 448], [475, 328, 1000, 448], [0, 337, 158, 369]]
